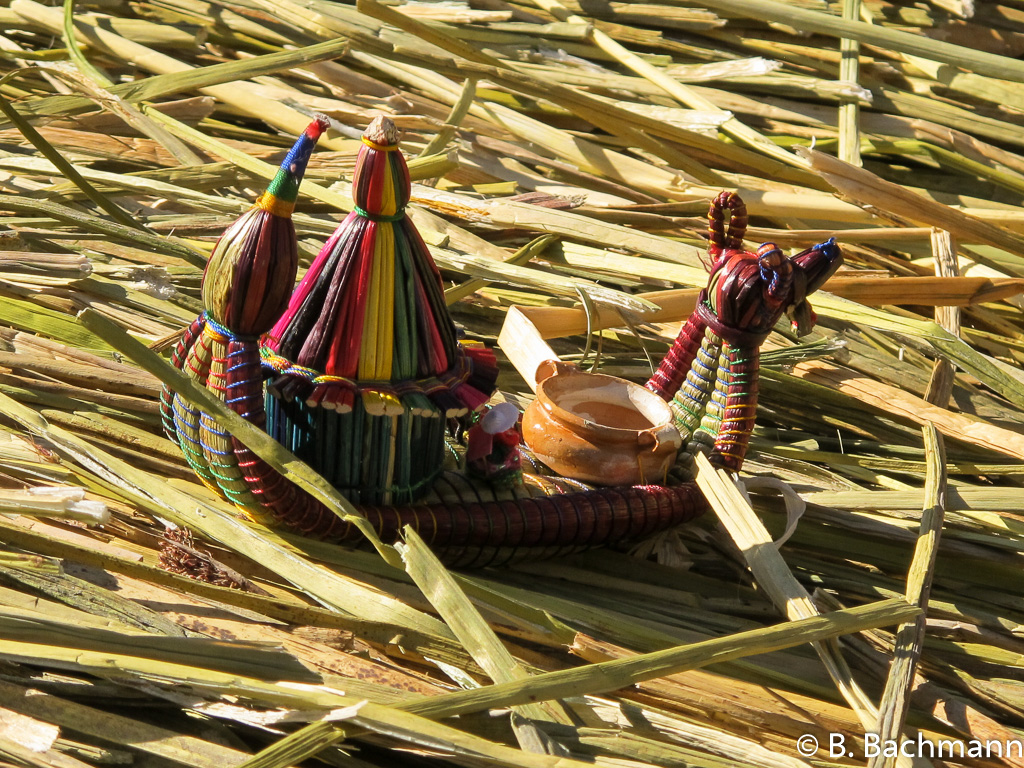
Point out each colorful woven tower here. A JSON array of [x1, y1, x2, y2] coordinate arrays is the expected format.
[[161, 116, 328, 515], [262, 116, 497, 504]]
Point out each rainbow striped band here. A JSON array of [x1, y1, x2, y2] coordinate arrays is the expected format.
[[362, 136, 399, 151], [354, 206, 405, 223]]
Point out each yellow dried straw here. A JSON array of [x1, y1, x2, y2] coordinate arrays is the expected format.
[[837, 0, 863, 166], [867, 424, 946, 768], [237, 598, 919, 768], [694, 452, 883, 734], [707, 0, 1024, 82], [12, 0, 354, 150], [525, 0, 811, 172], [797, 147, 1024, 257], [924, 230, 960, 406]]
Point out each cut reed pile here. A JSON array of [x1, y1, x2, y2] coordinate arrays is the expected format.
[[0, 0, 1023, 766]]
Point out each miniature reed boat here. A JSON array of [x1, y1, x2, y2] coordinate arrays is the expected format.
[[162, 117, 842, 567]]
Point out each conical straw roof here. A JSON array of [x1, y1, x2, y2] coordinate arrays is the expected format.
[[263, 115, 496, 417]]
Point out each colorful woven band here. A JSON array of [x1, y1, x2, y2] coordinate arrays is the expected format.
[[262, 346, 471, 393], [692, 296, 773, 347], [255, 193, 295, 217], [203, 313, 259, 343], [362, 136, 399, 151], [354, 206, 405, 223]]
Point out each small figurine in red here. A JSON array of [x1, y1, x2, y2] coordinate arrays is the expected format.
[[465, 402, 523, 488]]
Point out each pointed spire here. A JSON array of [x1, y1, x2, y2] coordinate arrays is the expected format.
[[202, 116, 328, 336], [260, 115, 330, 215]]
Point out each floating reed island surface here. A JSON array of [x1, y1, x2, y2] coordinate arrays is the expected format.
[[2, 0, 1024, 766]]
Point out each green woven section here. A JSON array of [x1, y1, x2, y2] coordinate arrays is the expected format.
[[695, 347, 731, 452], [670, 330, 720, 445], [265, 391, 446, 505]]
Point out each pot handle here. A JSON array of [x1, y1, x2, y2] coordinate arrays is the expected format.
[[534, 358, 579, 384], [637, 427, 661, 452], [638, 424, 683, 453]]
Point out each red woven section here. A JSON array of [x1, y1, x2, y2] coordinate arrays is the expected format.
[[222, 445, 707, 563], [355, 483, 707, 551], [707, 191, 748, 261], [646, 314, 707, 400], [162, 315, 205, 441]]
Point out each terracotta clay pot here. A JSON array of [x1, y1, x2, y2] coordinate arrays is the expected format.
[[522, 360, 682, 486]]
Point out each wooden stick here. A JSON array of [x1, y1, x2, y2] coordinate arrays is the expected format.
[[746, 226, 935, 245], [498, 273, 1024, 390], [526, 277, 1021, 344], [497, 306, 560, 391], [822, 274, 1023, 306]]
